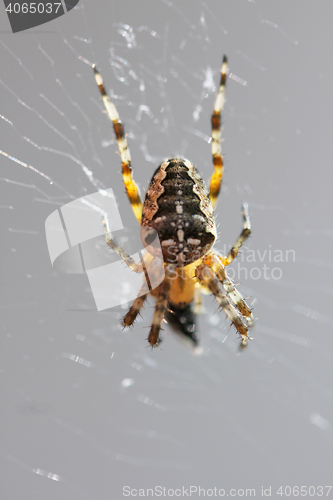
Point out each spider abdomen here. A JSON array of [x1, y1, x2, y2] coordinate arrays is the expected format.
[[141, 158, 216, 266]]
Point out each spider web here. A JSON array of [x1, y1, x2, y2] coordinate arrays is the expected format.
[[1, 1, 332, 498]]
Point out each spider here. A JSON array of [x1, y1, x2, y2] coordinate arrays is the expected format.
[[93, 55, 254, 348]]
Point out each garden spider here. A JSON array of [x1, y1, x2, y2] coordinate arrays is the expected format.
[[93, 55, 254, 348]]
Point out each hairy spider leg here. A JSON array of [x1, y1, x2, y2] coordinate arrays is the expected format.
[[123, 255, 165, 327], [220, 203, 251, 266], [148, 266, 174, 347], [103, 218, 144, 273], [123, 287, 149, 327], [205, 253, 254, 327], [94, 66, 143, 223], [209, 55, 227, 210], [195, 259, 250, 347]]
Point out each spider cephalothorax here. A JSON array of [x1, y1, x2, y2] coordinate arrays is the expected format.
[[94, 55, 254, 348]]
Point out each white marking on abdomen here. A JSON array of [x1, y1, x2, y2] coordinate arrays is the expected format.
[[177, 229, 184, 242], [188, 238, 201, 245], [161, 239, 175, 247]]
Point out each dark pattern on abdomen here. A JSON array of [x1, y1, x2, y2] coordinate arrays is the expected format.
[[152, 160, 203, 219]]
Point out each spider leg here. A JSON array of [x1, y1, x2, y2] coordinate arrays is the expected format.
[[147, 266, 174, 347], [209, 55, 227, 210], [195, 258, 250, 347], [94, 66, 143, 223], [206, 253, 254, 327], [103, 217, 144, 273], [123, 255, 165, 326], [220, 203, 251, 266], [123, 285, 148, 327], [193, 286, 203, 315]]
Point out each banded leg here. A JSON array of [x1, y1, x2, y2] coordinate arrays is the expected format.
[[94, 66, 143, 223], [148, 266, 174, 347], [195, 260, 250, 347], [209, 55, 228, 210], [220, 203, 251, 266], [123, 287, 148, 327], [103, 218, 144, 273], [207, 254, 254, 327]]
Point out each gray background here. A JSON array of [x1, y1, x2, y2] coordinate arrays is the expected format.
[[1, 1, 332, 499]]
